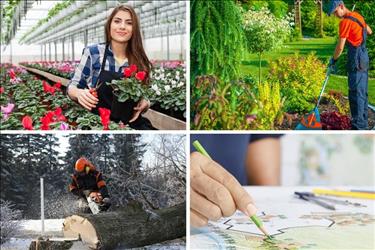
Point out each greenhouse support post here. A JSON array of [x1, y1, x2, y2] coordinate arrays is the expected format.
[[72, 36, 75, 61], [62, 38, 65, 61], [49, 42, 51, 62], [40, 177, 45, 235], [84, 29, 88, 48], [44, 43, 47, 61], [167, 25, 170, 60], [54, 41, 57, 61]]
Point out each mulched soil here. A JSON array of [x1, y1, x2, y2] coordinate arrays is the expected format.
[[276, 95, 375, 130]]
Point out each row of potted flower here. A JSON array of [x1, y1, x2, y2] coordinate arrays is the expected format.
[[20, 60, 186, 118]]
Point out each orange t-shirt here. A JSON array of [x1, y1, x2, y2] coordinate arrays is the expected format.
[[339, 12, 366, 47]]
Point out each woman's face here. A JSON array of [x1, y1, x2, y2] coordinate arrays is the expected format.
[[110, 10, 133, 43]]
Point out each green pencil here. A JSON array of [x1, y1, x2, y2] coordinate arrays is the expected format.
[[192, 140, 271, 239]]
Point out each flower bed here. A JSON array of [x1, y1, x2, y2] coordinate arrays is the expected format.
[[275, 93, 375, 130], [20, 61, 78, 79], [0, 64, 130, 130], [20, 61, 186, 120]]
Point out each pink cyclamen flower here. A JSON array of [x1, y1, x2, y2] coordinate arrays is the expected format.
[[1, 103, 15, 120], [59, 122, 69, 130]]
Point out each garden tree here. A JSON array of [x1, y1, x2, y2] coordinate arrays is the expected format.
[[190, 0, 244, 83], [242, 7, 293, 83]]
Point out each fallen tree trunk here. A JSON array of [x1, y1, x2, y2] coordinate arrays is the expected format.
[[63, 202, 185, 249]]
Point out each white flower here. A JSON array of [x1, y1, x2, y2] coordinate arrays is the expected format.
[[164, 85, 171, 92], [151, 84, 159, 92], [156, 90, 161, 96]]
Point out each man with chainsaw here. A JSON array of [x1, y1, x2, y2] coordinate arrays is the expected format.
[[327, 0, 372, 130], [69, 157, 111, 213]]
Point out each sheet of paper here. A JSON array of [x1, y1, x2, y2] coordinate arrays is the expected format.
[[190, 186, 375, 249]]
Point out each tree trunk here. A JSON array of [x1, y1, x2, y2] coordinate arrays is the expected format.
[[63, 202, 185, 249]]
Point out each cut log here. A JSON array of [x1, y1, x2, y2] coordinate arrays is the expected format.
[[63, 202, 186, 249]]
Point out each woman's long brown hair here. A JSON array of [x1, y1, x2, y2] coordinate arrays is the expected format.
[[105, 5, 151, 83]]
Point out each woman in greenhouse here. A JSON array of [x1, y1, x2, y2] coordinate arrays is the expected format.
[[67, 4, 154, 130]]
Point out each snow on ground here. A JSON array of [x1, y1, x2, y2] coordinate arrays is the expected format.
[[20, 218, 64, 232], [1, 219, 65, 250], [2, 219, 185, 249]]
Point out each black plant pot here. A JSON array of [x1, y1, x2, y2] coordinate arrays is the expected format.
[[111, 97, 137, 124]]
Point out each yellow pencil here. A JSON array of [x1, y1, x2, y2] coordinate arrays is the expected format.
[[313, 188, 375, 200]]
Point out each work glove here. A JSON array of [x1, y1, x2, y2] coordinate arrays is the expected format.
[[100, 197, 111, 211], [328, 57, 337, 73]]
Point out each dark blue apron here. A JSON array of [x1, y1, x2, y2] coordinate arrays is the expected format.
[[345, 16, 369, 130], [92, 44, 155, 130]]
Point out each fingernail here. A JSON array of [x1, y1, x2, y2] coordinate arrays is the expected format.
[[246, 204, 257, 217]]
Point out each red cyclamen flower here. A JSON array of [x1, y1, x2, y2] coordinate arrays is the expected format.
[[98, 108, 111, 130], [9, 69, 16, 79], [129, 64, 137, 73], [42, 81, 55, 95], [135, 71, 147, 81], [54, 81, 62, 89], [123, 68, 132, 78], [22, 116, 33, 130]]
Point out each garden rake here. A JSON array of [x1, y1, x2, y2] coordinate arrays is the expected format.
[[296, 67, 331, 130]]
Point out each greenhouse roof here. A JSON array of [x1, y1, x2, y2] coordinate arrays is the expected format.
[[1, 0, 186, 46]]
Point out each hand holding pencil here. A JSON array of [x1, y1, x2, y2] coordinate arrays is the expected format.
[[190, 142, 258, 227]]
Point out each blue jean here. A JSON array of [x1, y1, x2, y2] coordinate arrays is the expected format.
[[348, 70, 368, 130]]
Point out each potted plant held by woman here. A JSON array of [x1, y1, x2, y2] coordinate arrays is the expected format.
[[107, 64, 149, 124]]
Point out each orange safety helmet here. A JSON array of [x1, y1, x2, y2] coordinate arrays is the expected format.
[[75, 157, 93, 173]]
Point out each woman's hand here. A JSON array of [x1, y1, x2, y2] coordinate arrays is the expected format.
[[129, 99, 150, 123], [190, 152, 257, 227], [76, 88, 99, 111], [67, 85, 99, 111]]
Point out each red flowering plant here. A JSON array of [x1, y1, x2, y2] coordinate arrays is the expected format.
[[39, 107, 67, 130], [98, 107, 111, 130], [107, 64, 148, 102]]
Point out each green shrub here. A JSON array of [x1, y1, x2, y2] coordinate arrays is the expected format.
[[268, 53, 326, 113], [289, 27, 302, 42], [191, 76, 284, 130], [323, 15, 340, 37], [251, 81, 285, 130]]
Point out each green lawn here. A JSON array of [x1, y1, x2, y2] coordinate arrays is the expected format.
[[240, 37, 375, 105]]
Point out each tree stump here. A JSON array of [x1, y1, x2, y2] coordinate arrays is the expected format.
[[63, 202, 186, 249]]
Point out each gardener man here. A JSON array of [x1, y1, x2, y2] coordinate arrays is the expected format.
[[328, 0, 372, 130]]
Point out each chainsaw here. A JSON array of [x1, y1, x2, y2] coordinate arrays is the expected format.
[[83, 190, 105, 214]]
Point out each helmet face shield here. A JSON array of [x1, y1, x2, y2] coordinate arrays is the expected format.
[[85, 166, 90, 174]]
